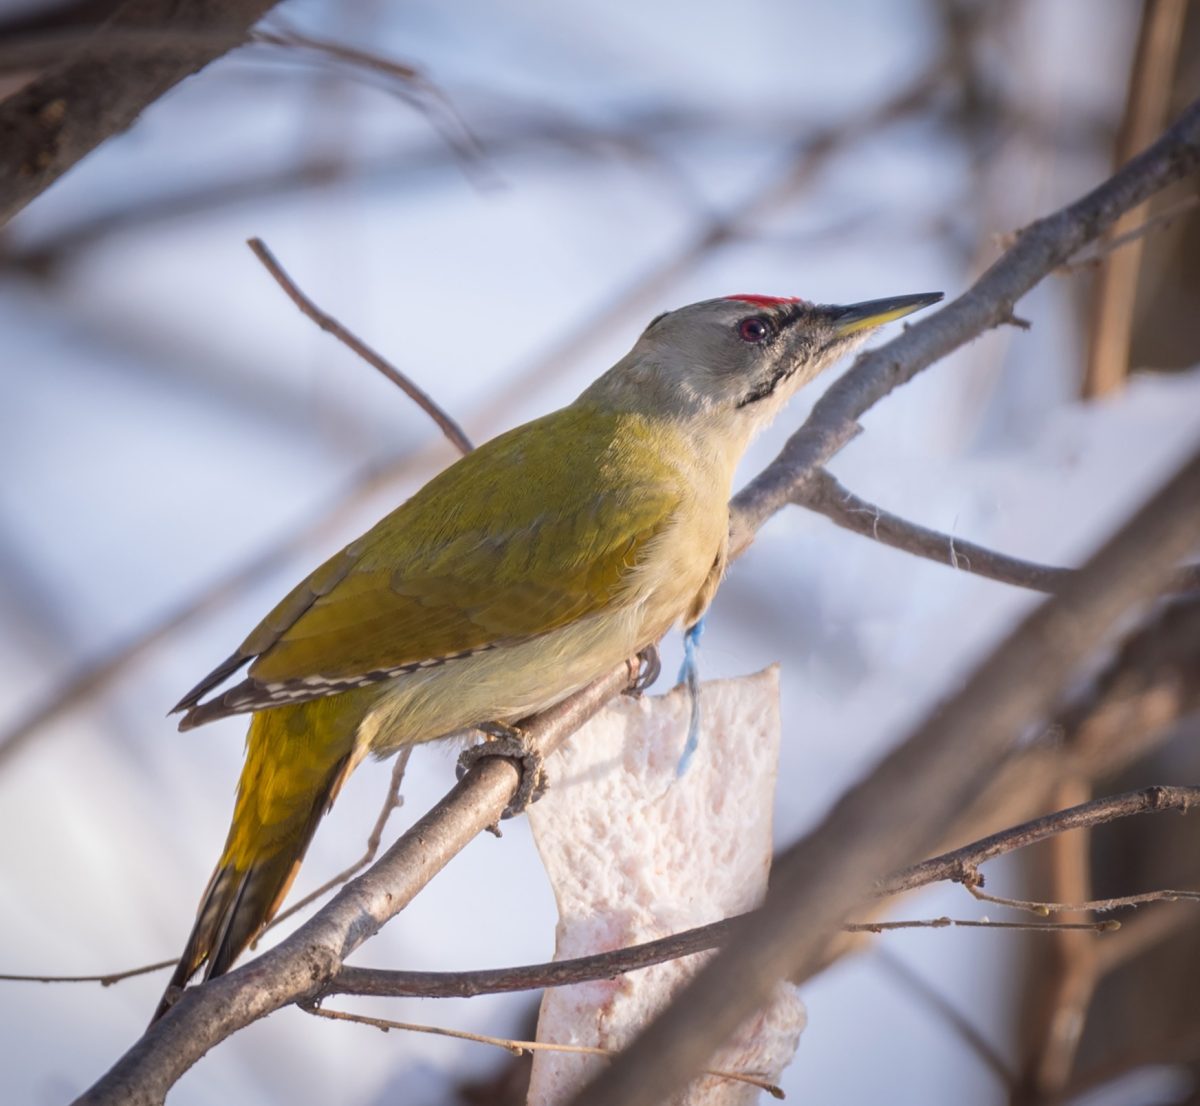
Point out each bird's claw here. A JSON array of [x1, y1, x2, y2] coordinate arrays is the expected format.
[[625, 643, 661, 698], [457, 721, 547, 830]]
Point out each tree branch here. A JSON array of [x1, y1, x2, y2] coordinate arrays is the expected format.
[[314, 785, 1194, 1004], [246, 237, 474, 456], [797, 467, 1200, 594], [727, 96, 1200, 547], [73, 663, 634, 1106], [0, 0, 281, 225]]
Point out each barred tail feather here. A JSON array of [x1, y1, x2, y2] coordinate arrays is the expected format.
[[154, 699, 363, 1022]]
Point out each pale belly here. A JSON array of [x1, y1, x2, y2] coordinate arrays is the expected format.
[[359, 508, 727, 755]]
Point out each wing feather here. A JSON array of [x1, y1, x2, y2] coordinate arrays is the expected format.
[[176, 409, 683, 726]]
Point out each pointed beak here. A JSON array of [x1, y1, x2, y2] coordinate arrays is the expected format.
[[828, 291, 943, 335]]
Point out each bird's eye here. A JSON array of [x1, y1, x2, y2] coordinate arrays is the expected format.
[[737, 316, 772, 343]]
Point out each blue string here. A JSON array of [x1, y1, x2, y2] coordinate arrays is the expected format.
[[675, 616, 705, 775]]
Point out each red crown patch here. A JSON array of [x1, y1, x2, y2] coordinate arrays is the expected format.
[[725, 294, 808, 307]]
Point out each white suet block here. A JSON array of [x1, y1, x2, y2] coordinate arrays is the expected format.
[[527, 666, 804, 1105]]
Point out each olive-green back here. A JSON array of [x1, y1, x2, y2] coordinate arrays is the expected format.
[[243, 406, 687, 685]]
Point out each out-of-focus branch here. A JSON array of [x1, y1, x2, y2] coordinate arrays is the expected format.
[[569, 440, 1200, 1106], [1081, 0, 1189, 397], [0, 0, 281, 226], [0, 458, 413, 769], [875, 947, 1017, 1091]]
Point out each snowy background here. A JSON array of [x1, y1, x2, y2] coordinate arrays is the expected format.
[[1, 1, 1197, 1103]]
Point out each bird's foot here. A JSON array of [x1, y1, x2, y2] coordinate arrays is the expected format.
[[625, 643, 662, 698], [457, 721, 547, 832]]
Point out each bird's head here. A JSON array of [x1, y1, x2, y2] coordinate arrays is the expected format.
[[584, 290, 943, 454]]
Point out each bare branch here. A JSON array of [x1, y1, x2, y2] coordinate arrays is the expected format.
[[798, 468, 1200, 594], [301, 1004, 785, 1099], [321, 785, 1192, 1005], [884, 786, 1200, 898], [0, 915, 1117, 990], [727, 97, 1200, 546], [965, 881, 1200, 916], [846, 918, 1118, 935], [0, 959, 174, 986], [73, 662, 635, 1106], [246, 237, 473, 455]]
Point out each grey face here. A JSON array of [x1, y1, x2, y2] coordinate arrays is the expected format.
[[587, 291, 942, 424], [641, 297, 827, 410]]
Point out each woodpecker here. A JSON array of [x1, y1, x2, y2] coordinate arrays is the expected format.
[[154, 289, 942, 1020]]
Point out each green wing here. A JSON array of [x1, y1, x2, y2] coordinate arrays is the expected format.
[[175, 407, 682, 725]]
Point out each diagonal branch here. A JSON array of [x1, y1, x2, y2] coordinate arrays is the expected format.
[[246, 237, 474, 455], [73, 663, 634, 1106], [0, 0, 281, 226], [728, 96, 1200, 547]]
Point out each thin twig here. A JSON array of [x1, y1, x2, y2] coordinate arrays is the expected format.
[[846, 917, 1118, 934], [1094, 900, 1196, 978], [0, 959, 175, 986], [965, 881, 1200, 916], [885, 786, 1200, 897], [247, 237, 473, 455], [302, 1004, 785, 1099]]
